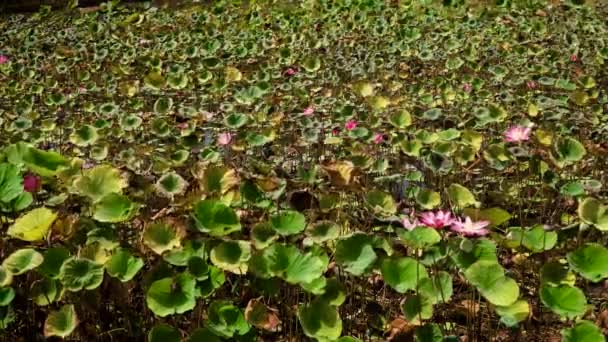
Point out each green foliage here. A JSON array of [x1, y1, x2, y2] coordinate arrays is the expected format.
[[146, 273, 197, 317], [192, 200, 241, 236]]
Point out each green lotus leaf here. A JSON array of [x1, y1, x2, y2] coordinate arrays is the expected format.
[[99, 102, 118, 116], [445, 56, 464, 70], [422, 108, 443, 121], [69, 125, 99, 146], [105, 248, 144, 282], [90, 145, 109, 160], [155, 172, 188, 198], [366, 190, 397, 215], [381, 257, 428, 293], [21, 146, 70, 177], [240, 180, 271, 208], [0, 287, 15, 306], [168, 73, 189, 89], [59, 257, 104, 291], [7, 207, 57, 241], [305, 221, 340, 245], [198, 266, 225, 298], [298, 299, 341, 341], [561, 320, 604, 342], [187, 256, 209, 280], [554, 137, 586, 165], [210, 240, 251, 275], [540, 261, 576, 287], [32, 278, 62, 306], [388, 109, 412, 129], [192, 199, 241, 236], [505, 225, 557, 253], [567, 243, 608, 282], [73, 165, 127, 202], [401, 138, 423, 157], [38, 247, 70, 279], [463, 207, 511, 227], [398, 227, 441, 250], [206, 300, 250, 338], [151, 118, 171, 137], [203, 57, 222, 69], [43, 305, 78, 338], [414, 323, 443, 342], [302, 56, 321, 72], [418, 271, 453, 304], [319, 278, 346, 306], [120, 114, 143, 131], [250, 244, 327, 285], [464, 260, 519, 307], [2, 248, 43, 275], [224, 113, 249, 128], [354, 81, 374, 98], [251, 222, 277, 249], [415, 188, 441, 210], [146, 273, 197, 317], [270, 210, 306, 236], [163, 240, 207, 267], [197, 165, 238, 195], [149, 324, 181, 342], [560, 181, 585, 197], [0, 163, 23, 203], [92, 193, 139, 223], [495, 299, 530, 327], [234, 86, 264, 105], [335, 234, 377, 276], [154, 98, 173, 114], [369, 96, 391, 111], [448, 183, 479, 208], [144, 222, 183, 255], [144, 71, 166, 89], [540, 284, 587, 319], [401, 293, 433, 323], [577, 197, 608, 231]]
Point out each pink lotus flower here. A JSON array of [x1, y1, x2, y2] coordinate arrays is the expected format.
[[176, 122, 189, 130], [450, 216, 490, 237], [302, 107, 314, 116], [0, 55, 8, 64], [23, 174, 41, 193], [526, 80, 538, 90], [373, 133, 384, 144], [419, 210, 454, 229], [284, 68, 297, 76], [217, 132, 232, 146], [402, 216, 420, 231], [345, 120, 357, 131], [504, 126, 531, 143], [570, 54, 578, 62], [463, 83, 472, 93], [332, 128, 340, 136]]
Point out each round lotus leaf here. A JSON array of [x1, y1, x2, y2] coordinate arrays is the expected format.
[[187, 256, 209, 280], [151, 118, 171, 137], [301, 56, 321, 72], [69, 125, 98, 147], [144, 71, 166, 89], [143, 222, 183, 255], [120, 114, 143, 131], [381, 257, 428, 293], [319, 278, 346, 306], [32, 278, 62, 306], [365, 190, 397, 215], [561, 320, 604, 342], [163, 240, 207, 267], [154, 97, 173, 114], [192, 199, 241, 236], [59, 257, 104, 291], [448, 183, 479, 208], [43, 305, 78, 338], [105, 248, 144, 282], [98, 102, 118, 116], [335, 234, 377, 276], [73, 165, 127, 203], [146, 273, 197, 317], [2, 248, 43, 275], [401, 293, 433, 323], [540, 284, 587, 319], [169, 150, 190, 165], [577, 197, 608, 231], [206, 300, 251, 338], [6, 207, 57, 242], [270, 210, 306, 236], [554, 137, 586, 165], [0, 163, 23, 204], [495, 299, 530, 327], [92, 193, 139, 223], [298, 299, 342, 341], [418, 271, 453, 304], [306, 221, 340, 244], [148, 324, 181, 342], [251, 222, 278, 249], [155, 172, 188, 198], [210, 240, 251, 275], [0, 287, 15, 306], [464, 260, 519, 307], [567, 243, 608, 282], [0, 266, 12, 287], [38, 247, 70, 279], [168, 73, 189, 89], [223, 113, 249, 129]]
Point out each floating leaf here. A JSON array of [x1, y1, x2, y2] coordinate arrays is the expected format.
[[148, 324, 181, 342], [38, 247, 70, 279], [398, 227, 441, 250], [92, 193, 139, 223], [144, 222, 183, 255], [7, 207, 57, 241], [2, 248, 43, 275], [567, 243, 608, 282], [416, 189, 441, 210], [495, 300, 530, 327], [44, 305, 78, 338], [59, 257, 104, 291], [146, 273, 197, 317], [210, 240, 251, 275], [270, 210, 306, 236], [464, 261, 519, 307], [366, 190, 397, 214], [206, 300, 250, 338], [335, 234, 377, 276], [106, 248, 144, 282], [298, 299, 342, 341], [0, 163, 23, 203], [540, 284, 587, 319], [156, 172, 188, 198], [561, 320, 605, 342], [448, 184, 479, 208], [73, 165, 127, 202], [381, 257, 428, 293], [192, 200, 241, 236]]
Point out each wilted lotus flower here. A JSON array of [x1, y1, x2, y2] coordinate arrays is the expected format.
[[0, 55, 8, 64], [345, 119, 357, 131], [450, 216, 490, 237], [463, 83, 472, 93], [302, 107, 314, 116], [419, 210, 454, 229], [402, 212, 420, 231], [23, 174, 41, 193], [504, 125, 531, 143], [570, 54, 578, 62], [217, 132, 232, 146], [373, 133, 384, 144], [526, 80, 538, 90], [332, 127, 340, 136]]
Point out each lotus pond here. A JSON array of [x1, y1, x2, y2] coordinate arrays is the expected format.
[[1, 0, 608, 341]]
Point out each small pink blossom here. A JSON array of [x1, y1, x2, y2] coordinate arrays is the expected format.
[[463, 83, 472, 93], [332, 128, 340, 136], [23, 174, 41, 193], [0, 55, 8, 64], [402, 216, 420, 231], [526, 80, 538, 90], [217, 132, 232, 146], [373, 133, 384, 144], [570, 54, 578, 62], [284, 68, 297, 76], [302, 107, 314, 116], [504, 125, 531, 143], [419, 210, 454, 229], [176, 122, 189, 129], [450, 216, 490, 237], [345, 119, 357, 131]]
